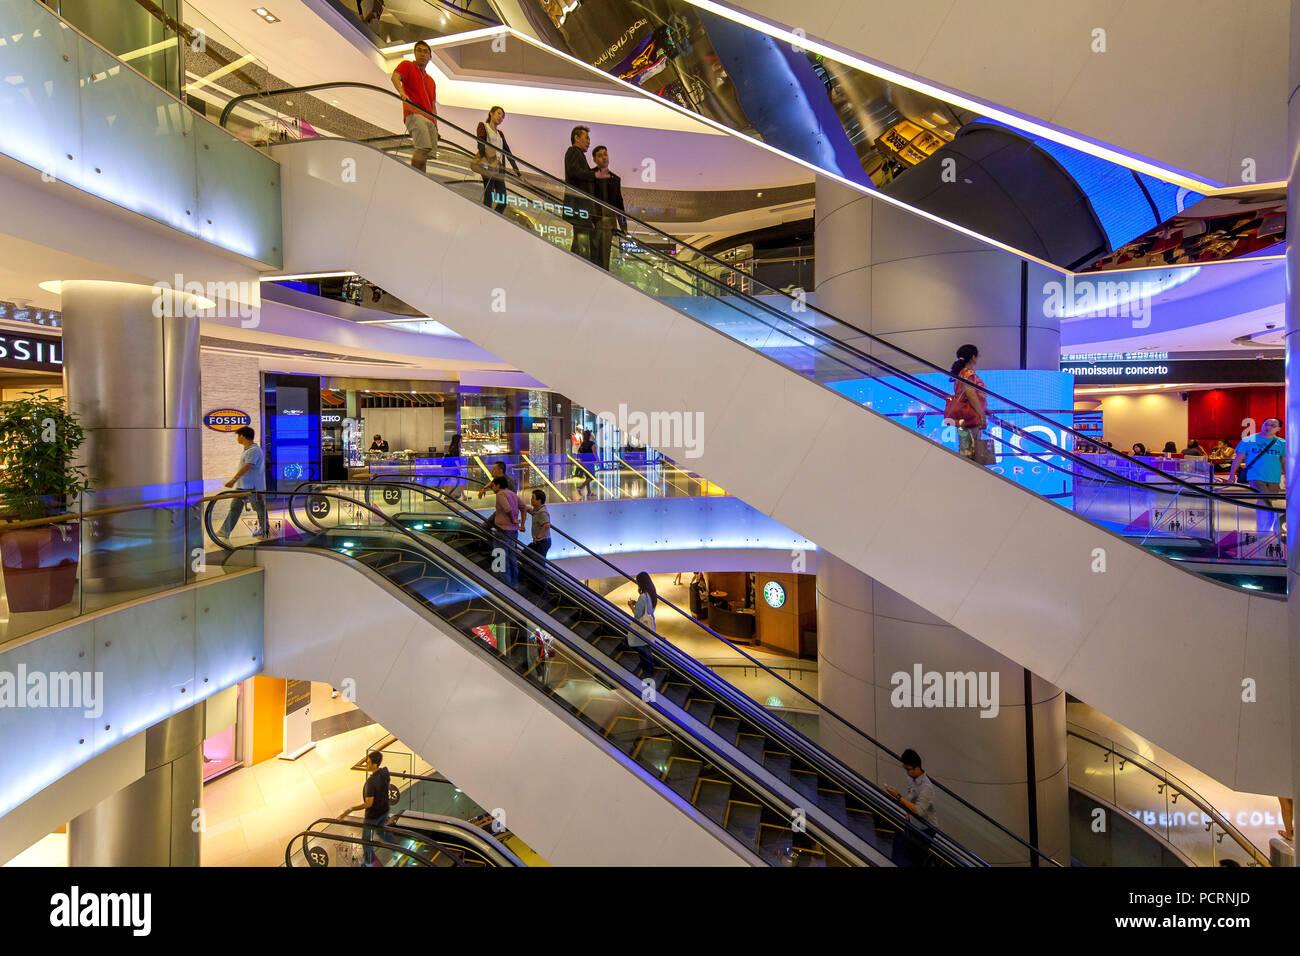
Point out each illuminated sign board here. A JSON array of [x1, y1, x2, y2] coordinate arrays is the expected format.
[[203, 409, 252, 432], [1060, 358, 1284, 385], [0, 331, 62, 372]]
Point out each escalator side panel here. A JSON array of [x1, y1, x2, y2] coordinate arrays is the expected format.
[[258, 546, 752, 867]]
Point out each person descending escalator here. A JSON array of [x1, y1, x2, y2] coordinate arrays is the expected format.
[[475, 106, 521, 213], [339, 751, 393, 867], [626, 571, 658, 681], [944, 344, 990, 465], [885, 749, 939, 867], [563, 126, 599, 264]]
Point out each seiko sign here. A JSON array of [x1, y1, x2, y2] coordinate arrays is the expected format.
[[0, 331, 63, 372]]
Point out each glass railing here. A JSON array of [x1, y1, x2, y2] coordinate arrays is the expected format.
[[1066, 723, 1269, 867], [206, 488, 901, 866], [0, 0, 281, 265], [363, 447, 1283, 590], [0, 482, 252, 649], [218, 82, 1286, 590], [254, 477, 1059, 866]]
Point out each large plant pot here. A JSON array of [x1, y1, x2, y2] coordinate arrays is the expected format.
[[0, 524, 80, 613]]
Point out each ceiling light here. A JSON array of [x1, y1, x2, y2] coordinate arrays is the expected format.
[[253, 7, 280, 23]]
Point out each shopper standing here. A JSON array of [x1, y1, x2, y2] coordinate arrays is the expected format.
[[523, 489, 552, 558], [574, 429, 596, 500], [490, 475, 521, 588], [885, 748, 939, 866], [339, 751, 392, 866], [1227, 418, 1286, 535], [220, 426, 268, 539], [391, 40, 437, 173], [626, 571, 658, 678], [591, 144, 626, 271], [476, 105, 520, 212], [945, 344, 987, 461], [564, 125, 597, 263]]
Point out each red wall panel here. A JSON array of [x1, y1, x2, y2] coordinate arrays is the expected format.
[[1188, 387, 1284, 444]]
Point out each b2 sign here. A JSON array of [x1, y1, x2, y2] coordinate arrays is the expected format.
[[203, 409, 252, 432]]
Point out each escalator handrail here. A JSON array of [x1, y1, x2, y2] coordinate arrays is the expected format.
[[387, 810, 527, 867], [216, 82, 1282, 515], [356, 477, 1058, 865], [286, 817, 451, 866], [209, 490, 902, 866], [1066, 723, 1270, 866]]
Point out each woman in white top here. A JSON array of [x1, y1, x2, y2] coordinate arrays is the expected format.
[[476, 106, 521, 213], [626, 571, 657, 678]]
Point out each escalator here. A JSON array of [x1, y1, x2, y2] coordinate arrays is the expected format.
[[208, 487, 1049, 866], [284, 814, 518, 867], [225, 83, 1290, 795]]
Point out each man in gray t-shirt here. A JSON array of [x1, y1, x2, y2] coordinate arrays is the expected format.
[[523, 489, 552, 558], [886, 748, 939, 865], [219, 426, 269, 538]]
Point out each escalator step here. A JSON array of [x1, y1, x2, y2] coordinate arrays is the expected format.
[[605, 715, 653, 754], [578, 696, 634, 733], [736, 734, 765, 764], [758, 824, 795, 864], [663, 756, 703, 801], [633, 737, 674, 776], [693, 778, 732, 825], [651, 667, 670, 687], [724, 801, 762, 849], [817, 788, 848, 822], [662, 683, 691, 708], [762, 752, 792, 782], [789, 770, 819, 804], [594, 636, 622, 657], [709, 716, 740, 745], [685, 699, 715, 725]]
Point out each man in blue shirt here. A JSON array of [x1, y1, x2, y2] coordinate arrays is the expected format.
[[1227, 418, 1285, 536], [219, 426, 269, 538]]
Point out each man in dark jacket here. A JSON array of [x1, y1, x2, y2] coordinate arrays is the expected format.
[[564, 125, 598, 263], [591, 144, 626, 271]]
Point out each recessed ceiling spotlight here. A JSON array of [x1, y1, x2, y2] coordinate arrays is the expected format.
[[253, 7, 280, 23]]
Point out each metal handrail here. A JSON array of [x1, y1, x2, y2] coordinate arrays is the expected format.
[[1066, 723, 1270, 867], [349, 476, 1058, 865]]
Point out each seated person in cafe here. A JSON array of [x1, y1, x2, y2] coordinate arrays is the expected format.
[[370, 433, 390, 453], [1181, 439, 1206, 457]]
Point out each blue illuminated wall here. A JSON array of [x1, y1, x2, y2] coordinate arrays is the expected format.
[[828, 370, 1076, 505]]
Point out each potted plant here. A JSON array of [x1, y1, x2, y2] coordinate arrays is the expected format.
[[0, 390, 91, 612]]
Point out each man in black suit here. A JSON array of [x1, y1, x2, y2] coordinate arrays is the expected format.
[[591, 144, 626, 271], [563, 125, 598, 263]]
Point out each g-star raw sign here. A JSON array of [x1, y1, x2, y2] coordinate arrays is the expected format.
[[0, 331, 62, 372], [203, 409, 252, 432]]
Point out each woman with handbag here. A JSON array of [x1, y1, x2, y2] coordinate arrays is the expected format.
[[945, 344, 992, 465], [625, 571, 658, 679], [475, 106, 521, 212]]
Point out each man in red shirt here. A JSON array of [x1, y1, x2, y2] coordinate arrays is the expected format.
[[390, 40, 437, 173]]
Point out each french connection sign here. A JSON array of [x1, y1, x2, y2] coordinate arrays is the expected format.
[[829, 371, 1076, 505], [203, 409, 252, 432]]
